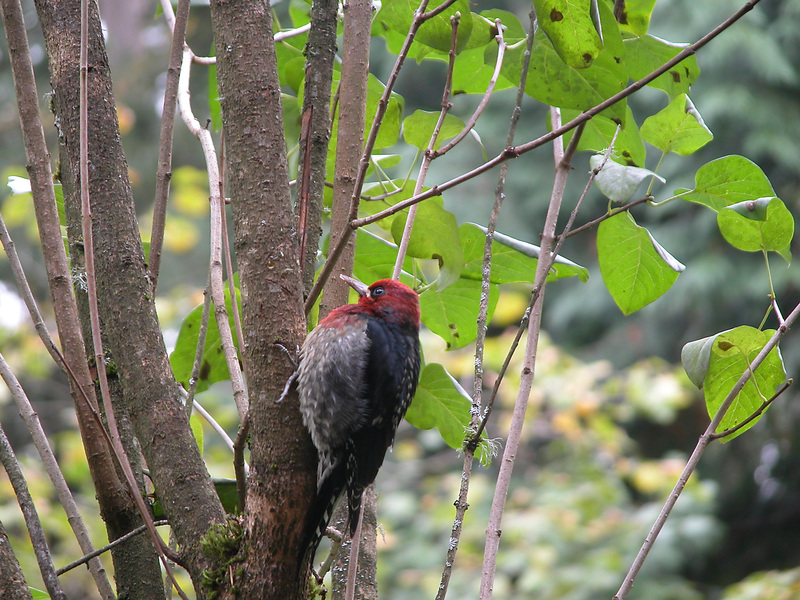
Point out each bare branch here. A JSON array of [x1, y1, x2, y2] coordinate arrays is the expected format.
[[437, 15, 534, 598], [177, 45, 249, 418], [148, 0, 191, 289], [710, 379, 792, 441], [479, 105, 583, 599], [392, 13, 461, 279], [613, 303, 800, 599], [431, 18, 507, 159], [0, 411, 66, 600]]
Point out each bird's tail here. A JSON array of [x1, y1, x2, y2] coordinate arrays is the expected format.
[[299, 462, 345, 577]]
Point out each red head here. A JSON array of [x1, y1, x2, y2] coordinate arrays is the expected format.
[[340, 275, 420, 329]]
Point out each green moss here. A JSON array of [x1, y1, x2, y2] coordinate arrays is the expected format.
[[200, 517, 246, 599]]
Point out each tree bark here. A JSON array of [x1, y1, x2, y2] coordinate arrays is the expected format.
[[208, 0, 314, 597], [0, 521, 33, 600], [32, 0, 226, 593], [297, 0, 337, 292]]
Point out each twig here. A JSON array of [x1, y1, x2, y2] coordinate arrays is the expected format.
[[565, 194, 650, 238], [392, 13, 461, 279], [0, 323, 109, 593], [344, 505, 364, 600], [316, 527, 343, 580], [177, 44, 248, 418], [186, 279, 213, 415], [710, 379, 792, 440], [148, 0, 191, 289], [57, 520, 170, 576], [304, 0, 459, 313], [0, 412, 66, 600], [479, 106, 579, 599], [431, 18, 507, 159], [351, 0, 765, 230], [79, 2, 188, 596], [613, 301, 800, 599], [436, 12, 530, 600]]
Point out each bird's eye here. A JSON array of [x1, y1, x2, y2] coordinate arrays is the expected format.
[[371, 286, 385, 297]]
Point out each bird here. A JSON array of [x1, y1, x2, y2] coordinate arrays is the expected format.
[[298, 274, 421, 568]]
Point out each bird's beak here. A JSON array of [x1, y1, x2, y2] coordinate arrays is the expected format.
[[340, 274, 370, 297]]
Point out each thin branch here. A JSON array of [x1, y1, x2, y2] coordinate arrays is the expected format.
[[565, 193, 650, 238], [186, 279, 213, 415], [57, 520, 170, 576], [613, 302, 800, 599], [479, 106, 580, 599], [305, 0, 461, 313], [0, 411, 66, 600], [79, 2, 188, 595], [431, 18, 507, 159], [436, 12, 531, 599], [392, 13, 461, 279], [0, 298, 109, 596], [352, 0, 764, 230], [148, 0, 191, 289], [710, 379, 792, 441], [177, 45, 248, 418]]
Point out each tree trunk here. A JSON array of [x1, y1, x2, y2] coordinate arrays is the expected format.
[[208, 0, 315, 597], [33, 0, 226, 594]]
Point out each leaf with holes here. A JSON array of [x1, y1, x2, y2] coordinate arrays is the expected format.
[[532, 0, 603, 69], [678, 155, 775, 212], [717, 196, 794, 262], [683, 326, 785, 441], [419, 278, 499, 350]]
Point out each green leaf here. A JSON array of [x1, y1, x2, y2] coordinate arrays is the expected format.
[[29, 589, 50, 600], [460, 223, 589, 284], [322, 71, 404, 178], [532, 0, 603, 69], [616, 0, 657, 36], [590, 155, 664, 203], [375, 0, 473, 55], [391, 200, 464, 290], [640, 94, 713, 155], [419, 278, 499, 350], [352, 229, 417, 285], [679, 155, 776, 212], [190, 413, 204, 456], [717, 196, 794, 261], [597, 212, 683, 315], [623, 35, 699, 98], [208, 61, 222, 131], [683, 326, 786, 441], [402, 110, 466, 150], [406, 363, 492, 466], [498, 0, 627, 123], [560, 107, 647, 166], [170, 285, 241, 393], [213, 478, 241, 514], [450, 10, 522, 94]]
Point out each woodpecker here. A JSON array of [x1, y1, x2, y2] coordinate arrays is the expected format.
[[298, 275, 421, 565]]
